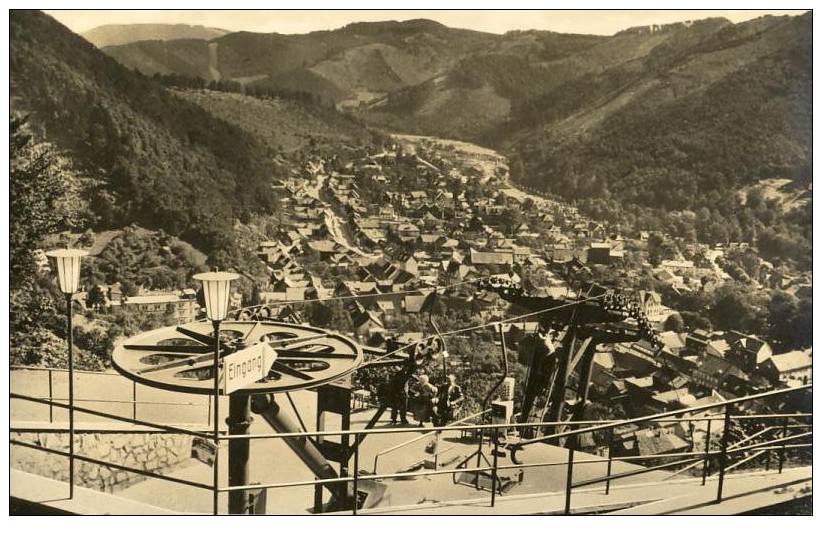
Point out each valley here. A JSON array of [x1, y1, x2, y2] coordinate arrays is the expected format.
[[8, 11, 814, 517], [9, 8, 813, 386]]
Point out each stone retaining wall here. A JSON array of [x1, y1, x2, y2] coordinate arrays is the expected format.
[[11, 432, 194, 493]]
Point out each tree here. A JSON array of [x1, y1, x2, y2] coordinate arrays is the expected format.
[[78, 229, 95, 248], [663, 313, 685, 333], [647, 233, 677, 266], [793, 298, 812, 350], [708, 283, 767, 333], [500, 206, 524, 237], [10, 116, 81, 287], [86, 285, 107, 310], [120, 280, 139, 297], [680, 311, 712, 331], [10, 116, 84, 359]]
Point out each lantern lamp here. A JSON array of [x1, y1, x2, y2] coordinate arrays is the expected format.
[[46, 249, 88, 295], [194, 271, 240, 322]]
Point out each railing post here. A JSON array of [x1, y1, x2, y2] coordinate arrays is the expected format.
[[605, 428, 613, 495], [490, 438, 499, 507], [132, 381, 137, 420], [207, 395, 212, 425], [352, 433, 359, 516], [474, 424, 483, 490], [564, 442, 575, 514], [67, 296, 75, 500], [778, 417, 788, 474], [716, 406, 732, 503], [702, 417, 712, 486], [212, 320, 221, 516], [48, 369, 54, 424]]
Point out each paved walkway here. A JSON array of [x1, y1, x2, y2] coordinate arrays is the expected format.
[[609, 467, 812, 515], [353, 467, 811, 515], [11, 470, 178, 515], [114, 395, 666, 513]]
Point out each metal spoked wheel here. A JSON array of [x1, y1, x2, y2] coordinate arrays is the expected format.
[[112, 320, 363, 395]]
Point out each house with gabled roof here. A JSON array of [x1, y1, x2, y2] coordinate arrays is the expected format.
[[404, 292, 439, 315], [692, 353, 749, 390], [758, 350, 812, 386], [351, 308, 384, 336], [306, 239, 340, 260], [724, 332, 773, 374], [395, 252, 418, 276], [470, 248, 514, 270]]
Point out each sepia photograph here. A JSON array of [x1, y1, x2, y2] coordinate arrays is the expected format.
[[5, 3, 814, 518]]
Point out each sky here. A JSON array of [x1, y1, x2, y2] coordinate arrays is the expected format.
[[45, 9, 809, 36]]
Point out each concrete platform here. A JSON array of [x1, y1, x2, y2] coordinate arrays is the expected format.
[[351, 467, 811, 515], [114, 390, 666, 513], [16, 382, 803, 516], [608, 467, 812, 515], [10, 470, 179, 515]]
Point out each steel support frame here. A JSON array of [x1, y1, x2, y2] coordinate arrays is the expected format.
[[227, 394, 252, 514]]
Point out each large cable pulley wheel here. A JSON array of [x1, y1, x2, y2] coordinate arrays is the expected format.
[[112, 320, 363, 395]]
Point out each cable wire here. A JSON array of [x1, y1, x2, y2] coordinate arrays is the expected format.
[[236, 274, 500, 309], [360, 294, 601, 368]]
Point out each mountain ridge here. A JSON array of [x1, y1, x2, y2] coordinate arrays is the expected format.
[[82, 23, 229, 48]]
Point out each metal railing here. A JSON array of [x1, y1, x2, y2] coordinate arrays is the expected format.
[[10, 392, 215, 498], [372, 409, 489, 474], [11, 365, 212, 424], [10, 377, 812, 515], [214, 383, 812, 514]]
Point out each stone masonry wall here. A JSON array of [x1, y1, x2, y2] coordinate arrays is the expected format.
[[11, 431, 194, 493]]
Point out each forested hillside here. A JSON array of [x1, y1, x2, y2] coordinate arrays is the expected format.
[[508, 14, 812, 267], [10, 10, 276, 254], [174, 89, 371, 151]]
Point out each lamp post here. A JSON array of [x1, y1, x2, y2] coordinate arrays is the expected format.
[[193, 271, 239, 515], [46, 248, 88, 500]]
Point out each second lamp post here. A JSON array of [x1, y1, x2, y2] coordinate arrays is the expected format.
[[193, 271, 239, 515]]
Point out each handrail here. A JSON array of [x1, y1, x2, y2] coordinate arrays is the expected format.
[[217, 417, 631, 440], [214, 383, 810, 441], [29, 396, 208, 407], [215, 442, 814, 494], [10, 423, 212, 434], [10, 392, 212, 438], [211, 384, 811, 514], [726, 431, 813, 455], [372, 409, 488, 473], [724, 450, 767, 474], [214, 410, 812, 441], [11, 365, 119, 376], [515, 384, 811, 449], [664, 423, 781, 481], [11, 375, 811, 514], [12, 364, 212, 425]]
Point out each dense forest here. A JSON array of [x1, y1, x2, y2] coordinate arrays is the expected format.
[[10, 10, 277, 255], [506, 16, 812, 268]]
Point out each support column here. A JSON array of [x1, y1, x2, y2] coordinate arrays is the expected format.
[[547, 330, 576, 428], [227, 394, 252, 514], [571, 341, 597, 423]]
